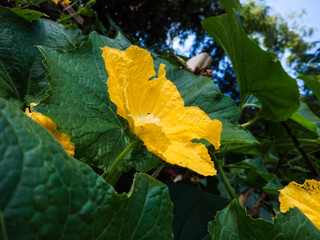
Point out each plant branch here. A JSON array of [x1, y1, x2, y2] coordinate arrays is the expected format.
[[151, 163, 165, 178], [169, 52, 193, 72], [248, 192, 267, 218], [281, 121, 319, 178], [249, 147, 293, 218]]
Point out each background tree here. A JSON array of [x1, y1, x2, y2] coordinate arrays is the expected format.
[[93, 0, 316, 100]]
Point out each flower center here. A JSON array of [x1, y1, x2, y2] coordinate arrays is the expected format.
[[135, 113, 160, 125]]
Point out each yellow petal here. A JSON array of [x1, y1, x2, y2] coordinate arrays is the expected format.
[[161, 106, 222, 150], [142, 64, 184, 119], [102, 45, 222, 176], [102, 47, 128, 118], [52, 0, 71, 4], [132, 119, 170, 155], [164, 141, 217, 176], [279, 180, 320, 229], [61, 0, 71, 5], [25, 107, 75, 157], [102, 46, 155, 119]]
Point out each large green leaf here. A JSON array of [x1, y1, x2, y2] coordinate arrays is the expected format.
[[36, 32, 128, 170], [168, 182, 230, 240], [0, 97, 173, 240], [0, 6, 83, 106], [208, 200, 320, 240], [299, 75, 320, 101], [202, 0, 299, 121]]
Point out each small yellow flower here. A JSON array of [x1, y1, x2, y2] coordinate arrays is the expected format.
[[52, 0, 71, 5], [101, 46, 222, 176], [279, 179, 320, 229], [25, 105, 75, 157]]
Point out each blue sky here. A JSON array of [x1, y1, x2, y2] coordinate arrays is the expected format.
[[265, 0, 320, 43]]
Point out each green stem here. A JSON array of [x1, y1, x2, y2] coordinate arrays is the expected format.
[[213, 154, 237, 200], [102, 138, 139, 184], [241, 115, 259, 128], [107, 170, 123, 186], [241, 103, 262, 109], [57, 13, 78, 23]]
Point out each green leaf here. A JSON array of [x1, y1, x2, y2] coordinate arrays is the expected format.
[[299, 75, 320, 101], [208, 200, 320, 240], [36, 32, 128, 170], [0, 97, 173, 240], [290, 100, 320, 136], [10, 8, 47, 22], [0, 60, 20, 102], [0, 6, 84, 106], [168, 182, 230, 240], [240, 159, 283, 194], [202, 0, 300, 121], [130, 142, 164, 173]]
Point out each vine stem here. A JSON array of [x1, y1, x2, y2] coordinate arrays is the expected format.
[[281, 121, 319, 179], [241, 115, 259, 128], [102, 138, 139, 184], [212, 154, 238, 200]]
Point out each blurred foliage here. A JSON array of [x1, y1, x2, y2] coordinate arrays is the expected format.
[[242, 1, 315, 66]]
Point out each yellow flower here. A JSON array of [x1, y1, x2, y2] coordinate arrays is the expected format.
[[52, 0, 71, 5], [279, 179, 320, 229], [25, 105, 75, 157], [101, 46, 222, 176]]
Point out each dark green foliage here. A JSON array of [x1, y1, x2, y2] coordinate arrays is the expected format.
[[0, 6, 84, 106], [0, 97, 173, 240], [208, 200, 320, 240], [168, 182, 230, 240]]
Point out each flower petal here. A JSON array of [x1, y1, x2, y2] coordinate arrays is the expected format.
[[102, 46, 156, 119], [102, 47, 129, 118], [161, 106, 222, 150], [132, 118, 170, 155], [163, 141, 216, 176], [25, 108, 75, 157], [279, 180, 320, 229], [142, 64, 184, 119]]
